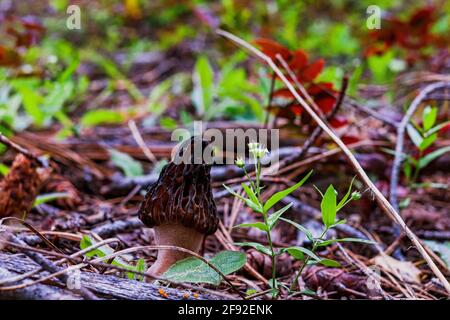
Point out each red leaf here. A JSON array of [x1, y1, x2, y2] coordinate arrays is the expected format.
[[409, 6, 435, 29], [0, 46, 21, 67], [254, 38, 291, 61], [330, 116, 348, 128], [308, 82, 335, 95], [439, 123, 450, 134], [289, 49, 308, 70], [273, 88, 294, 99], [315, 97, 336, 113], [289, 104, 303, 116], [341, 135, 360, 145], [270, 106, 299, 120], [301, 59, 324, 82]]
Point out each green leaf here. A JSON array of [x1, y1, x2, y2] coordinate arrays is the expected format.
[[0, 163, 10, 176], [109, 148, 143, 178], [418, 146, 450, 169], [282, 246, 321, 261], [80, 109, 124, 127], [223, 184, 262, 213], [419, 133, 436, 151], [321, 185, 337, 227], [424, 240, 450, 268], [367, 50, 394, 83], [163, 251, 246, 285], [263, 170, 312, 212], [245, 289, 258, 296], [80, 235, 114, 258], [316, 237, 376, 247], [147, 79, 172, 115], [192, 55, 214, 115], [16, 86, 45, 127], [234, 242, 272, 256], [427, 120, 450, 135], [279, 217, 313, 242], [267, 203, 293, 230], [422, 106, 437, 132], [33, 192, 69, 207], [318, 258, 341, 267], [241, 183, 259, 205], [331, 219, 347, 228], [159, 117, 177, 130], [111, 257, 137, 280], [406, 124, 423, 148], [285, 248, 304, 260], [403, 160, 412, 180], [135, 258, 147, 281], [337, 176, 356, 211], [234, 222, 268, 232]]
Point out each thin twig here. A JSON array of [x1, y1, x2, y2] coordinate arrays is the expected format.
[[128, 120, 157, 164], [0, 238, 120, 285], [264, 71, 276, 128], [347, 99, 399, 127], [0, 132, 47, 167], [216, 28, 450, 295]]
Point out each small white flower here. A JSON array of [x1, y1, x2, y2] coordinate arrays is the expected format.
[[248, 142, 259, 151], [235, 156, 245, 168], [248, 142, 269, 159]]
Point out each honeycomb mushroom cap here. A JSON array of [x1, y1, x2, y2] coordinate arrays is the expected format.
[[138, 138, 218, 235]]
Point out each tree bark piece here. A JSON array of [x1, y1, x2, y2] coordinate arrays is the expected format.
[[0, 266, 81, 300]]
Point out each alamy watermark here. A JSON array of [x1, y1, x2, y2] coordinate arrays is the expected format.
[[366, 5, 381, 29], [170, 121, 280, 171], [66, 269, 81, 290], [66, 5, 81, 30]]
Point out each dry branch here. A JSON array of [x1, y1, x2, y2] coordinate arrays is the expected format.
[[0, 266, 81, 300], [0, 133, 47, 167], [0, 253, 221, 300]]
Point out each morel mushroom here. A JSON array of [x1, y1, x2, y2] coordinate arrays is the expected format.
[[138, 137, 218, 275]]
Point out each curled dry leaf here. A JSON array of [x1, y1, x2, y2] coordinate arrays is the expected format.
[[303, 265, 370, 296], [373, 254, 422, 284]]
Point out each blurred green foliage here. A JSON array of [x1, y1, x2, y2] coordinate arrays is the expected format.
[[0, 0, 448, 136]]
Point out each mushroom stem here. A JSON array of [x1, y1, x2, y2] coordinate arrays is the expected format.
[[149, 224, 205, 276]]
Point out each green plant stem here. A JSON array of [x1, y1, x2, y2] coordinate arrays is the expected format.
[[253, 155, 276, 295], [255, 156, 261, 200], [262, 210, 277, 295], [412, 150, 423, 183], [289, 227, 328, 292], [243, 166, 257, 194]]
